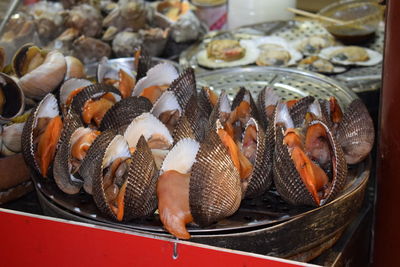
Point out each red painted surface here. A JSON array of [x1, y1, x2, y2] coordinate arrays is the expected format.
[[374, 0, 400, 265], [0, 210, 304, 267]]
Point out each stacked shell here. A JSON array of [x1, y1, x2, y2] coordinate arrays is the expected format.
[[20, 59, 375, 240]]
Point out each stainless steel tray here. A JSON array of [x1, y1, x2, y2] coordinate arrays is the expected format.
[[180, 20, 384, 93], [33, 65, 369, 238]]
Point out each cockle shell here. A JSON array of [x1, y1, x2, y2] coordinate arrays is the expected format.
[[189, 123, 242, 226]]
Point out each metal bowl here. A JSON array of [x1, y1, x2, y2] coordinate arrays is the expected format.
[[84, 57, 181, 79], [318, 1, 384, 44]]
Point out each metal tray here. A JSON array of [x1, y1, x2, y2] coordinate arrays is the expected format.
[[180, 20, 384, 92], [34, 65, 368, 238]]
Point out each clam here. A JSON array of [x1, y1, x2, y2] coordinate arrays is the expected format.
[[65, 4, 103, 38], [64, 56, 86, 80], [254, 36, 302, 67], [197, 39, 259, 69], [21, 94, 63, 178], [198, 87, 219, 118], [241, 118, 273, 198], [124, 113, 174, 169], [14, 44, 67, 100], [97, 57, 135, 98], [72, 36, 112, 64], [112, 32, 143, 58], [288, 95, 315, 128], [99, 96, 152, 133], [0, 73, 25, 122], [157, 138, 200, 239], [167, 68, 196, 110], [170, 11, 203, 43], [103, 1, 147, 32], [151, 91, 182, 133], [173, 95, 208, 143], [139, 28, 169, 57], [273, 103, 347, 206], [294, 35, 335, 56], [190, 121, 242, 226], [257, 87, 280, 128], [91, 134, 158, 221], [0, 122, 25, 156], [132, 63, 179, 104], [28, 1, 65, 42], [53, 112, 90, 194], [319, 46, 382, 66], [69, 83, 121, 128], [298, 56, 347, 74], [59, 78, 93, 115], [335, 99, 374, 165]]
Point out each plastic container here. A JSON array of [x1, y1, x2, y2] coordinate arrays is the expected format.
[[227, 0, 296, 29]]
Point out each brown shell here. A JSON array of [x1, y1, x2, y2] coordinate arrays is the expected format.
[[78, 129, 117, 195], [135, 47, 152, 81], [197, 87, 214, 119], [232, 87, 261, 123], [70, 83, 121, 118], [99, 96, 152, 133], [335, 99, 374, 165], [256, 87, 269, 129], [21, 101, 39, 176], [242, 118, 273, 198], [318, 99, 332, 128], [289, 95, 315, 127], [273, 119, 347, 206], [189, 124, 242, 226], [91, 135, 158, 221], [21, 93, 60, 177], [167, 68, 196, 111], [52, 110, 84, 194], [173, 95, 208, 143], [207, 90, 230, 135], [123, 135, 158, 219]]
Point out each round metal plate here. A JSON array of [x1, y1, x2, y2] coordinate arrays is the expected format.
[[180, 20, 383, 93], [84, 57, 181, 79], [33, 63, 369, 237]]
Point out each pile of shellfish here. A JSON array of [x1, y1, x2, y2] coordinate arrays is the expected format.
[[21, 57, 374, 239], [0, 0, 204, 64]]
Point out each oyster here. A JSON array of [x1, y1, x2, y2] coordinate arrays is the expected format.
[[197, 39, 259, 69], [157, 138, 200, 239], [273, 103, 347, 206], [21, 94, 63, 178], [319, 46, 382, 66], [170, 11, 203, 43]]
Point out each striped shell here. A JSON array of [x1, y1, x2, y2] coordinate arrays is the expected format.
[[189, 123, 242, 226]]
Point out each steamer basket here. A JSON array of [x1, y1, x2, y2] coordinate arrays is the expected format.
[[33, 65, 370, 261]]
